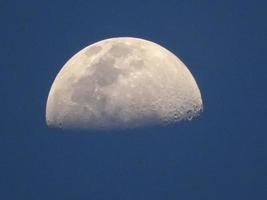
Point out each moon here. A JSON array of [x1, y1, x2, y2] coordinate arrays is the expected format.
[[46, 37, 203, 130]]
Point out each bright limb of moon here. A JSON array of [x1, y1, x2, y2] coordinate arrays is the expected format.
[[46, 37, 203, 130]]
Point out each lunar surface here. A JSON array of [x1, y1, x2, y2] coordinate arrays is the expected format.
[[46, 37, 203, 130]]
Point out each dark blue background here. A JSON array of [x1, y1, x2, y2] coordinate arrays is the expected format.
[[1, 0, 266, 199]]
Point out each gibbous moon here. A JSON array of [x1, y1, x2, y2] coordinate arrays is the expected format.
[[46, 37, 203, 130]]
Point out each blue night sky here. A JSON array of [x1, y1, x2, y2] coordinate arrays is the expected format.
[[1, 0, 267, 199]]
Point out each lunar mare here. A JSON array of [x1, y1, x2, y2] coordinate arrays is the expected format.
[[46, 37, 203, 130]]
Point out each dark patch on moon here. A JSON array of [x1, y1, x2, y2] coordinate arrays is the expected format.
[[85, 45, 102, 56], [71, 75, 108, 115], [91, 57, 122, 87], [130, 59, 145, 69], [71, 77, 94, 104], [108, 42, 133, 57], [71, 43, 142, 116], [70, 56, 122, 117]]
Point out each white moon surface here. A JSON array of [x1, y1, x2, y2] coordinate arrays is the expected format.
[[46, 37, 203, 130]]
